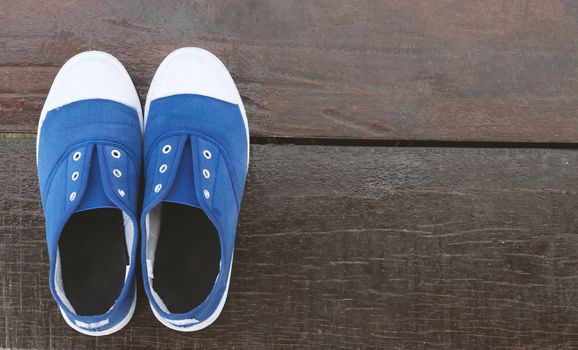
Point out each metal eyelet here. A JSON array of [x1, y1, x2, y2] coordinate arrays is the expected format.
[[118, 188, 126, 197], [113, 169, 122, 178], [203, 189, 210, 199], [162, 145, 172, 154], [154, 184, 162, 193], [111, 149, 121, 159], [69, 192, 77, 201], [203, 150, 212, 159], [202, 169, 210, 179], [159, 164, 168, 173], [73, 152, 82, 161], [71, 171, 79, 181]]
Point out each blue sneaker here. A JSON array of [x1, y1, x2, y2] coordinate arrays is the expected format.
[[36, 51, 142, 336], [141, 48, 249, 331]]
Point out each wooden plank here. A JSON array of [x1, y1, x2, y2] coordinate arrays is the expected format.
[[2, 1, 578, 141], [3, 137, 578, 348]]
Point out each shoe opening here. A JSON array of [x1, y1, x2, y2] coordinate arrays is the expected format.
[[149, 202, 221, 314], [58, 208, 128, 316]]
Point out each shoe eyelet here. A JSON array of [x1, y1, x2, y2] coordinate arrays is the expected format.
[[159, 164, 168, 173], [154, 184, 162, 193], [73, 152, 82, 161], [111, 149, 121, 159], [203, 189, 210, 199], [203, 150, 212, 159], [118, 188, 126, 197], [162, 145, 172, 154], [202, 169, 210, 179], [69, 192, 77, 201], [71, 171, 79, 181], [113, 169, 122, 178]]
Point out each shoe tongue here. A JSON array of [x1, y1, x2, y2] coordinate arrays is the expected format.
[[163, 138, 201, 208], [75, 148, 116, 212]]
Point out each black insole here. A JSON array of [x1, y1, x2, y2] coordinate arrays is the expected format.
[[153, 202, 221, 313], [59, 208, 127, 316]]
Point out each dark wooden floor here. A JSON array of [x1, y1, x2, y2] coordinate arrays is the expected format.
[[2, 1, 578, 349]]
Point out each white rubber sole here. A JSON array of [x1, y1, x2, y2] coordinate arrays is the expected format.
[[36, 51, 143, 162], [149, 259, 232, 332], [144, 47, 249, 162], [59, 288, 137, 336]]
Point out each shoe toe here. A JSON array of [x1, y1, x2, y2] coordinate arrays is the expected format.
[[42, 51, 141, 117], [145, 47, 243, 118]]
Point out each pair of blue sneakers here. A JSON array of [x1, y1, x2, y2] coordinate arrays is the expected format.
[[36, 48, 249, 335]]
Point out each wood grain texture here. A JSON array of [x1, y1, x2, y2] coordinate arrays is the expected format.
[[1, 1, 578, 141], [3, 137, 578, 349]]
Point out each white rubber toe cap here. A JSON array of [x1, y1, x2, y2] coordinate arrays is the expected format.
[[41, 51, 141, 114], [144, 47, 246, 130]]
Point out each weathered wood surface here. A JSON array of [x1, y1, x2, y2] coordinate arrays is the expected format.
[[2, 1, 578, 142], [3, 137, 578, 349]]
